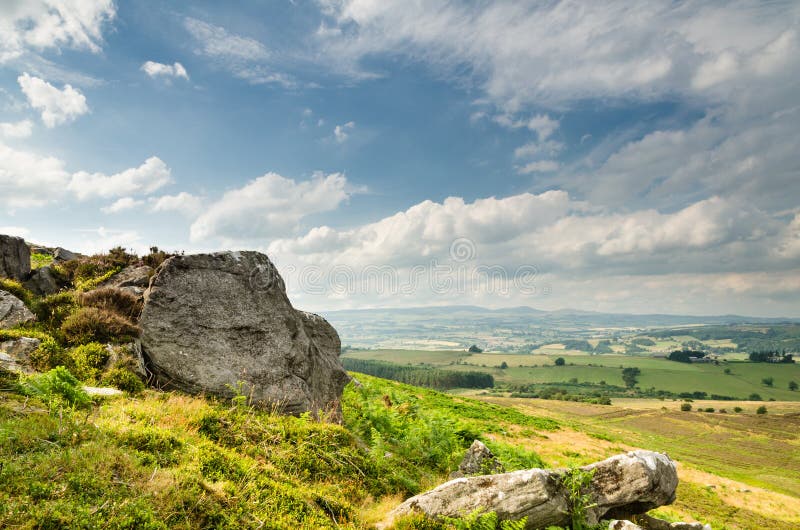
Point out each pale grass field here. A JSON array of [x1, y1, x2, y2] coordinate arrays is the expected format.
[[472, 395, 800, 529]]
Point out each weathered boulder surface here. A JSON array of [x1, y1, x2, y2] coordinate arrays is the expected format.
[[0, 336, 40, 373], [0, 290, 35, 329], [53, 247, 78, 262], [24, 265, 64, 296], [450, 440, 505, 478], [99, 264, 153, 298], [383, 450, 678, 530], [138, 252, 350, 418], [0, 235, 30, 280]]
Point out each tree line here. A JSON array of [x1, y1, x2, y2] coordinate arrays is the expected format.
[[341, 358, 495, 390], [748, 350, 795, 363]]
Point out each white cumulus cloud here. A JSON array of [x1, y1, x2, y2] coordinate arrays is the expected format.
[[141, 61, 189, 80], [190, 172, 353, 243], [101, 197, 145, 214], [0, 119, 33, 138], [68, 156, 172, 200], [17, 73, 88, 127], [150, 192, 203, 217]]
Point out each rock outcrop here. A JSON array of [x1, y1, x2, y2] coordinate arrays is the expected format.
[[53, 247, 78, 262], [450, 440, 505, 478], [0, 235, 30, 280], [24, 265, 64, 296], [138, 252, 349, 418], [383, 450, 678, 529], [0, 290, 35, 329], [99, 264, 153, 298], [0, 337, 40, 373]]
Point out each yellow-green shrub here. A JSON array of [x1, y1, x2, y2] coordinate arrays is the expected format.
[[69, 342, 109, 382]]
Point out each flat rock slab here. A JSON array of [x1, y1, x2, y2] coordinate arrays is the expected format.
[[138, 252, 349, 418]]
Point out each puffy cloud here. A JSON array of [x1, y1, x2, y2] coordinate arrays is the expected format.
[[69, 157, 172, 200], [264, 189, 798, 314], [0, 119, 33, 138], [101, 197, 144, 214], [269, 190, 575, 266], [149, 192, 203, 217], [17, 73, 88, 127], [333, 121, 355, 143], [190, 172, 353, 243], [141, 61, 189, 80], [0, 143, 173, 208], [0, 141, 70, 208], [0, 0, 115, 63]]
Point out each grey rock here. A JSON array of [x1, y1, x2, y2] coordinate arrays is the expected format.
[[382, 450, 678, 530], [24, 265, 63, 296], [0, 337, 40, 373], [450, 440, 505, 479], [0, 235, 30, 280], [0, 290, 35, 329], [610, 522, 644, 530], [99, 264, 153, 298], [53, 247, 78, 262], [138, 252, 350, 419]]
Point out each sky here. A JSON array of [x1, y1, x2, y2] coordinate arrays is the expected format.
[[1, 0, 799, 317]]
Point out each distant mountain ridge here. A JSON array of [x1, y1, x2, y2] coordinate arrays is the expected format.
[[320, 305, 798, 349]]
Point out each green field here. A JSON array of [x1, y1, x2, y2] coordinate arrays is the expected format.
[[342, 350, 800, 401]]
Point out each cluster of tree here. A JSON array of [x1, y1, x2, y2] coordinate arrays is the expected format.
[[748, 350, 795, 363], [621, 367, 641, 388], [342, 358, 494, 390], [562, 339, 593, 351], [468, 344, 483, 353], [667, 349, 706, 363]]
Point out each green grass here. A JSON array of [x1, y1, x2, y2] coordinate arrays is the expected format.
[[345, 350, 800, 401], [0, 371, 556, 529], [30, 252, 54, 270]]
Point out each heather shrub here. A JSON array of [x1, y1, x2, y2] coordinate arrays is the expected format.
[[61, 307, 139, 345], [79, 287, 142, 320]]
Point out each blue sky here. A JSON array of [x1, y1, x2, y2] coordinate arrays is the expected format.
[[1, 1, 799, 316]]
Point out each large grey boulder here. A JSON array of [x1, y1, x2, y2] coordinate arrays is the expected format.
[[382, 450, 678, 529], [0, 290, 35, 329], [0, 235, 30, 280], [138, 252, 350, 418]]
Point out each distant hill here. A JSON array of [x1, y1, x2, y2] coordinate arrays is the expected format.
[[321, 305, 798, 349]]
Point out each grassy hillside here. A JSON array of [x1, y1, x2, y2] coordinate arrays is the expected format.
[[3, 368, 799, 528], [0, 370, 559, 529]]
